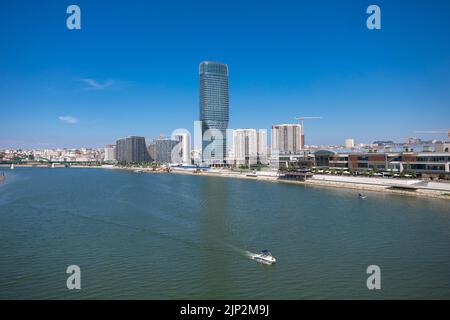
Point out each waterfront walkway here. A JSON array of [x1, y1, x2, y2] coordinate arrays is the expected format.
[[310, 175, 450, 192]]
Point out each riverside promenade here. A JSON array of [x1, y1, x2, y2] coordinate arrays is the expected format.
[[305, 175, 450, 200], [179, 168, 450, 200]]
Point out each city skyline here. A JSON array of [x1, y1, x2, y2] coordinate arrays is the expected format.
[[1, 0, 450, 149]]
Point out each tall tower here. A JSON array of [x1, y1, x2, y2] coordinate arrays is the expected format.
[[199, 61, 229, 165]]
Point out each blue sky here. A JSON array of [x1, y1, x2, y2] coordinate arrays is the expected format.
[[1, 0, 449, 148]]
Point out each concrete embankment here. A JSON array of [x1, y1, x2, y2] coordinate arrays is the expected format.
[[274, 176, 450, 200], [177, 169, 450, 200], [110, 166, 450, 200]]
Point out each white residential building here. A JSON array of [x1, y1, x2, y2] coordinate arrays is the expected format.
[[271, 124, 302, 154], [104, 144, 116, 162], [257, 129, 268, 164], [232, 129, 258, 166], [345, 138, 355, 149]]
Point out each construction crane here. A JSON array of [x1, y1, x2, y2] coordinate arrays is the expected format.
[[294, 116, 322, 148], [414, 129, 450, 140]]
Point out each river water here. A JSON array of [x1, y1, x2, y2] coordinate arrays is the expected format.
[[0, 167, 449, 299]]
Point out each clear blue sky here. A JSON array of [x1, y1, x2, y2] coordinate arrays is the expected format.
[[1, 0, 449, 148]]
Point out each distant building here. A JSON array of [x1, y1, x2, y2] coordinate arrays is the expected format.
[[174, 133, 191, 165], [104, 144, 116, 162], [271, 150, 315, 170], [313, 149, 450, 178], [116, 136, 149, 163], [373, 141, 394, 146], [257, 129, 268, 164], [271, 124, 302, 154], [147, 141, 156, 162], [345, 138, 354, 148], [155, 139, 179, 164], [232, 129, 258, 166], [199, 61, 229, 165], [230, 129, 268, 166], [436, 142, 450, 153], [191, 148, 202, 164]]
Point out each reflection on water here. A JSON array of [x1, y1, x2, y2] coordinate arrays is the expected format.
[[198, 176, 232, 298], [0, 167, 450, 299]]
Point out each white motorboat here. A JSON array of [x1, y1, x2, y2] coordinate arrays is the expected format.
[[252, 250, 276, 265]]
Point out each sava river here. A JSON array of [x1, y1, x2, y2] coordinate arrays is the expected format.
[[0, 167, 449, 299]]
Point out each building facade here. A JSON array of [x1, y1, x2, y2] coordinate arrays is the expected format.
[[199, 61, 229, 165], [155, 139, 179, 164], [257, 129, 268, 164], [314, 150, 450, 178], [232, 129, 258, 166], [436, 141, 450, 153], [147, 141, 156, 162], [104, 144, 116, 162], [271, 124, 302, 154], [116, 136, 149, 163], [174, 133, 191, 165], [345, 138, 355, 148]]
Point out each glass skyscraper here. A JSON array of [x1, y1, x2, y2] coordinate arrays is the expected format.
[[199, 61, 229, 165]]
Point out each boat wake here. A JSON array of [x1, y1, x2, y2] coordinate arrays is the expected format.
[[219, 243, 258, 260], [244, 250, 258, 259], [29, 202, 261, 262]]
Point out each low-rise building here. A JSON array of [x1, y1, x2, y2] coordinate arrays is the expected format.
[[313, 149, 450, 178]]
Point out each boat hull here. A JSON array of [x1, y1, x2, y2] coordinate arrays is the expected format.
[[252, 256, 276, 265]]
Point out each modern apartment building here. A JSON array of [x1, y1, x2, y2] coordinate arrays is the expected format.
[[155, 138, 179, 164], [232, 129, 258, 166], [116, 136, 149, 163], [147, 141, 156, 162], [257, 129, 268, 164], [271, 124, 302, 155], [104, 144, 116, 162]]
